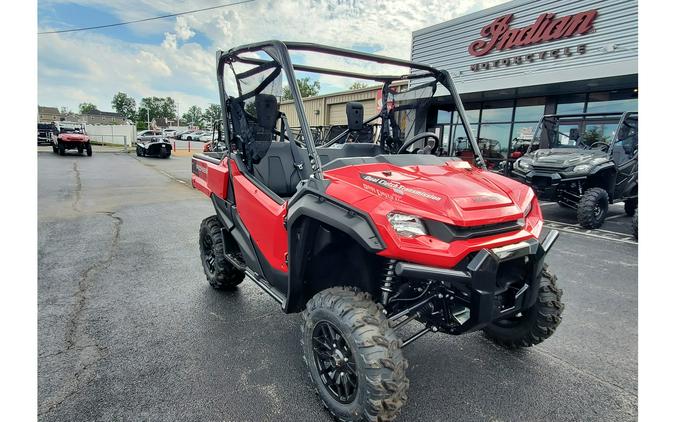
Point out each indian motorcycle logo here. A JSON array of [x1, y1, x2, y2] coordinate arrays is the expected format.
[[360, 174, 442, 202], [468, 9, 598, 57]]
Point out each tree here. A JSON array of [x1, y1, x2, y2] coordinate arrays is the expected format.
[[349, 81, 368, 90], [182, 105, 204, 127], [282, 77, 320, 100], [137, 96, 177, 126], [111, 92, 137, 120], [60, 107, 72, 115], [79, 102, 98, 114], [203, 104, 222, 126]]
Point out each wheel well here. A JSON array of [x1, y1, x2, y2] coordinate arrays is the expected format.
[[289, 216, 384, 311], [586, 168, 616, 199]]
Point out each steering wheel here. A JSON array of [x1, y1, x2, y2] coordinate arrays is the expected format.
[[397, 132, 440, 155], [589, 141, 610, 151]]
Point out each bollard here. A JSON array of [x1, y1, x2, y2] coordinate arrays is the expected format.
[[173, 141, 176, 151], [188, 141, 191, 152]]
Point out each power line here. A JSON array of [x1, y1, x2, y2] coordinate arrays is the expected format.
[[38, 0, 255, 35]]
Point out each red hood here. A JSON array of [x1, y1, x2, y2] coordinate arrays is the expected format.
[[324, 160, 533, 227], [59, 133, 88, 141]]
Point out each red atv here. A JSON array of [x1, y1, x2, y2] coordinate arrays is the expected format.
[[52, 121, 92, 156], [192, 41, 563, 422]]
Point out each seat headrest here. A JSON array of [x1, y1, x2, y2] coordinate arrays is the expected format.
[[346, 102, 364, 131], [255, 94, 279, 130]]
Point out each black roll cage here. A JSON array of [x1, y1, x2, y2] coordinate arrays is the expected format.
[[215, 40, 486, 179]]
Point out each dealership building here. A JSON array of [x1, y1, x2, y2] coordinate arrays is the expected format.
[[282, 0, 637, 166], [413, 0, 637, 165]]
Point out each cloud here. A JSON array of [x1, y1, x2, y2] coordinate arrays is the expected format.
[[174, 16, 195, 41], [38, 0, 509, 111]]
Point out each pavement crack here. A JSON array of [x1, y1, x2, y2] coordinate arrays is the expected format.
[[72, 162, 82, 212], [39, 212, 123, 417]]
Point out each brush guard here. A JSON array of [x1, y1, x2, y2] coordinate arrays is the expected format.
[[387, 230, 559, 348]]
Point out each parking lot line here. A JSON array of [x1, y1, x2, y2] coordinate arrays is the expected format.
[[544, 221, 636, 245]]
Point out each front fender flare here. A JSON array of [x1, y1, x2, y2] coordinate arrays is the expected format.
[[285, 192, 385, 312]]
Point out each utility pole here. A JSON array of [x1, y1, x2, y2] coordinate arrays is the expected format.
[[146, 109, 150, 130], [177, 102, 180, 128]]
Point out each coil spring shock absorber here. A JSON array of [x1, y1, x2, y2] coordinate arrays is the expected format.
[[380, 259, 396, 305]]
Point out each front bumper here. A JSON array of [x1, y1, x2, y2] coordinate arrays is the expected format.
[[394, 230, 559, 334], [511, 169, 585, 201]]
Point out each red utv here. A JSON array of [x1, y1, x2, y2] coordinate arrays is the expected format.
[[191, 41, 563, 422], [52, 121, 92, 156]]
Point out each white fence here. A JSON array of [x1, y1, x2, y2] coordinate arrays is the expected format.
[[85, 124, 136, 146]]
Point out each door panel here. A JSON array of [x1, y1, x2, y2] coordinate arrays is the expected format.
[[230, 160, 289, 274]]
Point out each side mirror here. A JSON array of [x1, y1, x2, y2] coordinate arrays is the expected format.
[[569, 128, 580, 141], [346, 102, 363, 131]]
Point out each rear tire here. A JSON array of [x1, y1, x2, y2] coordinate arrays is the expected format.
[[483, 265, 563, 348], [199, 216, 244, 289], [136, 146, 142, 156], [77, 146, 84, 155], [86, 143, 92, 156], [301, 287, 409, 422], [624, 198, 637, 216], [577, 187, 609, 229], [58, 143, 65, 156]]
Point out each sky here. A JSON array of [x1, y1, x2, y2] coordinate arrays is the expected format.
[[37, 0, 508, 114]]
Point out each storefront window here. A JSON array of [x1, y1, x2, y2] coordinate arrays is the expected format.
[[437, 110, 451, 124], [514, 98, 546, 121], [556, 93, 586, 114], [450, 123, 478, 158], [586, 97, 638, 113], [478, 123, 510, 168], [512, 122, 538, 143], [480, 100, 513, 123], [452, 104, 480, 124]]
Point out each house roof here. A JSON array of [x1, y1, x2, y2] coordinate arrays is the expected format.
[[38, 106, 60, 115], [83, 109, 124, 118]]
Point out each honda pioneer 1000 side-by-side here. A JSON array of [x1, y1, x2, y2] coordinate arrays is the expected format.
[[51, 121, 93, 156], [191, 41, 564, 421], [511, 112, 638, 228]]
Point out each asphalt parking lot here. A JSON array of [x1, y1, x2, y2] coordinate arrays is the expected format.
[[38, 151, 637, 421]]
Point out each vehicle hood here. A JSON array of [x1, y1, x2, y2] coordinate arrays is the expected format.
[[524, 148, 608, 169], [324, 160, 532, 226], [59, 133, 88, 141]]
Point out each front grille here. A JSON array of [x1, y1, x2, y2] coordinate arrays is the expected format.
[[425, 219, 523, 243], [531, 165, 563, 173]]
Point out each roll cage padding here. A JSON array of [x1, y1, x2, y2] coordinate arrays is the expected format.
[[285, 184, 386, 312]]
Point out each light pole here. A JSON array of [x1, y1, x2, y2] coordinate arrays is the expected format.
[[146, 109, 150, 130], [177, 102, 180, 128]]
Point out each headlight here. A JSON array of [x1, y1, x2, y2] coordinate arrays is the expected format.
[[572, 164, 592, 174], [387, 212, 427, 238], [515, 158, 532, 171]]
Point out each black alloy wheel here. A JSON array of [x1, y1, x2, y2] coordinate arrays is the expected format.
[[312, 321, 358, 404]]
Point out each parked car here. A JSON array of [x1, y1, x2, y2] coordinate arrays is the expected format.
[[198, 133, 215, 142], [136, 130, 164, 143], [163, 129, 177, 138], [38, 122, 55, 145], [52, 121, 92, 156], [175, 130, 191, 140], [191, 41, 564, 422], [184, 130, 206, 141], [136, 137, 172, 158], [511, 112, 638, 228]]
